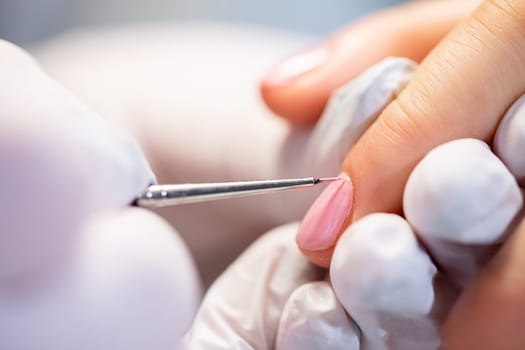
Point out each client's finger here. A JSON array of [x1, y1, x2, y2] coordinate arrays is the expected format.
[[295, 58, 414, 267], [345, 0, 525, 220], [297, 0, 525, 266], [185, 223, 324, 349], [442, 217, 525, 349], [261, 0, 478, 124]]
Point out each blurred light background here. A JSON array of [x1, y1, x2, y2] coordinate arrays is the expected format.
[[0, 0, 403, 46]]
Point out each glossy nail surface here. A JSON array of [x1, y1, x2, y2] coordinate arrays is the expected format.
[[262, 45, 328, 86], [296, 174, 353, 251]]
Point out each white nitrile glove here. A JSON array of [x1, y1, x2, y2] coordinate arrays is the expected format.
[[184, 224, 361, 350], [331, 213, 452, 350], [329, 136, 523, 349], [494, 94, 525, 186], [27, 25, 525, 348], [177, 57, 421, 348], [33, 26, 415, 284], [0, 40, 200, 350], [186, 97, 525, 349], [196, 138, 523, 350], [404, 138, 523, 288]]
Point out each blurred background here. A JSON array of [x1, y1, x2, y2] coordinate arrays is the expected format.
[[0, 0, 403, 46]]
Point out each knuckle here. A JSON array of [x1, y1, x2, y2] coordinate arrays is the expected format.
[[376, 96, 428, 147]]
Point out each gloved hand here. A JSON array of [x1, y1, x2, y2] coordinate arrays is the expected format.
[[185, 122, 524, 350], [32, 26, 412, 283], [0, 31, 415, 349], [0, 40, 200, 350], [4, 28, 524, 350], [2, 27, 419, 350], [31, 26, 429, 348]]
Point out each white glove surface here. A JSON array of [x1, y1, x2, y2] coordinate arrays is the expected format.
[[0, 40, 200, 350], [186, 130, 524, 350]]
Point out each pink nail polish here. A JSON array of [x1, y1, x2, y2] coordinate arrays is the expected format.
[[296, 174, 353, 251], [262, 45, 328, 86]]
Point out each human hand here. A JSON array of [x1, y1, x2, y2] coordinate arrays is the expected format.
[[261, 0, 480, 124], [185, 137, 523, 350], [16, 30, 441, 348], [263, 0, 524, 264], [0, 40, 200, 350], [262, 0, 525, 346]]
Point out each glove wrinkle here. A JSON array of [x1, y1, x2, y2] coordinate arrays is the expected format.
[[185, 224, 323, 349], [331, 214, 450, 350], [275, 282, 360, 350]]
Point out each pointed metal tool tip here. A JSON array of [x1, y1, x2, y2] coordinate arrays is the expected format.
[[315, 176, 343, 184]]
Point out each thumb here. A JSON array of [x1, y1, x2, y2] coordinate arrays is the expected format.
[[296, 0, 525, 266]]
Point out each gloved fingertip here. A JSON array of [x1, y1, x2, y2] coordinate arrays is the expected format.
[[331, 213, 436, 317], [260, 80, 327, 125], [404, 138, 523, 286], [494, 93, 525, 186], [330, 213, 444, 349], [404, 138, 522, 245]]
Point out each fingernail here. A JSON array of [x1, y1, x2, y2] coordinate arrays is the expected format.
[[262, 45, 328, 86], [296, 173, 353, 251]]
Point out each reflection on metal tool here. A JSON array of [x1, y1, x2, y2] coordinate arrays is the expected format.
[[136, 177, 341, 208]]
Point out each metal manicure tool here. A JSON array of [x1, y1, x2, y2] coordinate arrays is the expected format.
[[136, 177, 341, 208]]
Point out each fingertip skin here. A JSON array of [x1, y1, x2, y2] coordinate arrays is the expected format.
[[343, 101, 419, 220], [260, 44, 331, 124], [260, 0, 476, 124], [299, 247, 335, 269], [260, 79, 327, 125]]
